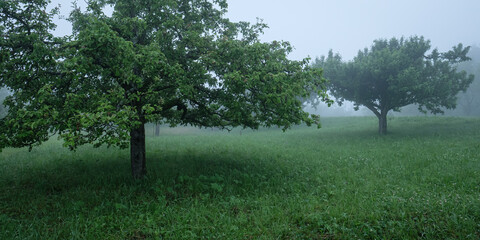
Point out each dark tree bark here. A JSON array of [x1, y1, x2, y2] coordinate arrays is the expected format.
[[130, 123, 146, 179], [155, 123, 160, 137], [365, 105, 388, 135], [378, 112, 387, 135]]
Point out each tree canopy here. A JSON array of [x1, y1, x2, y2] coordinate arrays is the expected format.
[[313, 36, 474, 134], [455, 45, 480, 116], [0, 0, 329, 178]]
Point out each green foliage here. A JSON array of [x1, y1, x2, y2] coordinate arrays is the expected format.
[[1, 117, 479, 239], [454, 45, 480, 116], [0, 88, 8, 117], [399, 46, 480, 117], [0, 0, 62, 149], [0, 0, 328, 152], [313, 36, 474, 133]]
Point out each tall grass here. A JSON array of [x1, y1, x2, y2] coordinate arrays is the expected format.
[[0, 116, 479, 239]]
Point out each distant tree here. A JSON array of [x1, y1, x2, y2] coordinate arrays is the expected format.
[[313, 36, 474, 134], [0, 0, 329, 178]]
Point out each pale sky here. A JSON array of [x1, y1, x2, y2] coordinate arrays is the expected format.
[[49, 0, 480, 61]]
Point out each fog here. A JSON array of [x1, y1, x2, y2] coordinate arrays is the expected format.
[[227, 0, 480, 61], [47, 0, 480, 117], [50, 0, 480, 60]]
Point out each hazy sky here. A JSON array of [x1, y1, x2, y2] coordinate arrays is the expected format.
[[50, 0, 480, 61]]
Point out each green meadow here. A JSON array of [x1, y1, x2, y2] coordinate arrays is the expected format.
[[0, 117, 479, 239]]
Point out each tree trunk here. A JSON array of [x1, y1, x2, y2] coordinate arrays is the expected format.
[[378, 112, 387, 135], [155, 123, 160, 137], [130, 123, 146, 179]]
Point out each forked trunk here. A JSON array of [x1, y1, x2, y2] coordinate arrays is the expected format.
[[130, 123, 146, 179], [378, 112, 387, 135], [365, 105, 389, 135]]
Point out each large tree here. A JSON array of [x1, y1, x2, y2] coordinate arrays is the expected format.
[[314, 36, 474, 134], [0, 0, 329, 178]]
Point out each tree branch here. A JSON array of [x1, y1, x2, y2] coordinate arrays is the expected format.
[[364, 104, 381, 118]]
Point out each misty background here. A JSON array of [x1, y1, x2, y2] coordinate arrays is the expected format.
[[36, 0, 480, 117]]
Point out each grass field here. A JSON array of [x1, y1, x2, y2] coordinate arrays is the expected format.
[[0, 116, 479, 239]]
